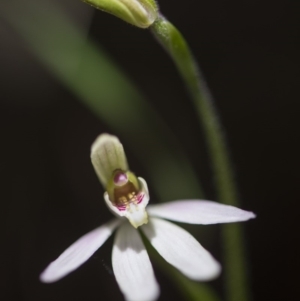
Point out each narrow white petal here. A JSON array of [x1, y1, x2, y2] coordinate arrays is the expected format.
[[148, 200, 256, 225], [40, 219, 121, 283], [112, 223, 159, 301], [142, 217, 221, 281], [91, 134, 128, 187]]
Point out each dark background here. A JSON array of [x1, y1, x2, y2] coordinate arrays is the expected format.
[[0, 0, 299, 300]]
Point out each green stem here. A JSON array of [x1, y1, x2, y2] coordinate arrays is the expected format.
[[150, 15, 250, 301]]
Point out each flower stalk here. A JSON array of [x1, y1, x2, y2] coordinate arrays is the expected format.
[[150, 15, 251, 301]]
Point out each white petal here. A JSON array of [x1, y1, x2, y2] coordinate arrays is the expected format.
[[104, 177, 150, 228], [142, 217, 221, 281], [40, 219, 121, 283], [91, 134, 128, 187], [112, 223, 159, 301], [147, 200, 256, 225]]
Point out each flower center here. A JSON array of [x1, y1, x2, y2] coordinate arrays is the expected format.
[[107, 169, 144, 210]]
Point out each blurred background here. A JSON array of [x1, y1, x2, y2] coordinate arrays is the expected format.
[[0, 0, 299, 300]]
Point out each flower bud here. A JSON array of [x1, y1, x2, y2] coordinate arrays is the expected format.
[[82, 0, 158, 28]]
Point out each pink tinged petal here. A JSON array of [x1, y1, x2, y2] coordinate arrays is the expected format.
[[40, 219, 121, 283], [142, 217, 221, 281], [112, 223, 159, 301], [147, 200, 256, 225]]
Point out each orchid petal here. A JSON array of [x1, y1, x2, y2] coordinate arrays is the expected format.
[[112, 223, 159, 301], [147, 200, 256, 224], [142, 217, 221, 281], [40, 219, 121, 283]]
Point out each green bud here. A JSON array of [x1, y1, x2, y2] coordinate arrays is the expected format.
[[82, 0, 158, 28]]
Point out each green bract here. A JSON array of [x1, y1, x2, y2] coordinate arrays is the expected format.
[[82, 0, 158, 28]]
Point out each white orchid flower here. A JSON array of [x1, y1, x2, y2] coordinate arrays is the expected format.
[[40, 134, 255, 301]]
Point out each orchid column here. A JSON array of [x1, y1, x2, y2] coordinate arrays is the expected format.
[[80, 1, 253, 301]]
